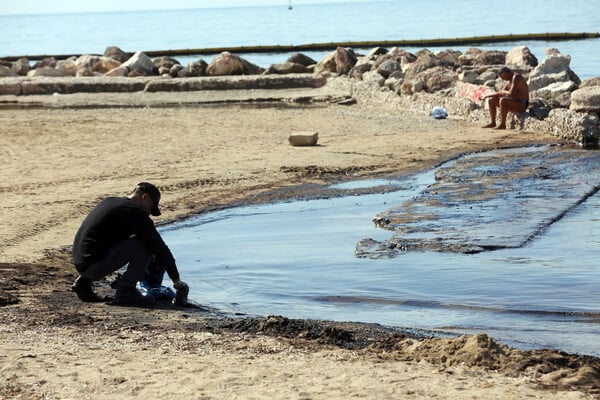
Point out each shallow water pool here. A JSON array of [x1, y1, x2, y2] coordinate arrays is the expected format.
[[161, 146, 600, 356]]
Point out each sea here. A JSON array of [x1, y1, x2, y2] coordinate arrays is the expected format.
[[2, 1, 599, 355], [0, 0, 599, 79]]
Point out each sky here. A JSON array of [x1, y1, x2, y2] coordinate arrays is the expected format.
[[0, 0, 369, 15]]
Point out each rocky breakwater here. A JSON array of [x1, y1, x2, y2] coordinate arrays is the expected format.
[[0, 46, 324, 96], [315, 45, 600, 147]]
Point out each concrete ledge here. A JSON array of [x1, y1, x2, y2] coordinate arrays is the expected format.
[[0, 78, 22, 95], [145, 74, 327, 92], [0, 74, 327, 96]]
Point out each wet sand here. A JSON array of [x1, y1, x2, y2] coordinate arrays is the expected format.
[[1, 83, 598, 399]]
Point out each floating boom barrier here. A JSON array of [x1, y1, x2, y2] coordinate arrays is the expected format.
[[2, 32, 599, 61]]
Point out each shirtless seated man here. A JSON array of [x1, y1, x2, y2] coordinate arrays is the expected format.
[[482, 66, 530, 130]]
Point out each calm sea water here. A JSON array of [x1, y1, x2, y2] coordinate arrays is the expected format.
[[0, 0, 598, 78]]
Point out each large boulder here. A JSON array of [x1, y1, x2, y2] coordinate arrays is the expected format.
[[376, 59, 402, 79], [104, 46, 129, 63], [418, 66, 457, 93], [570, 86, 600, 113], [239, 57, 265, 75], [531, 80, 578, 108], [122, 51, 156, 75], [286, 53, 317, 67], [314, 51, 337, 74], [56, 59, 78, 76], [505, 46, 538, 68], [206, 52, 245, 76], [12, 58, 30, 76], [335, 47, 357, 75], [528, 49, 579, 91], [93, 57, 121, 74]]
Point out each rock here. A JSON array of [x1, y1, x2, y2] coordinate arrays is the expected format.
[[104, 65, 129, 77], [458, 48, 506, 66], [505, 46, 538, 68], [528, 50, 578, 91], [239, 57, 265, 75], [401, 80, 424, 95], [543, 108, 600, 145], [384, 76, 403, 93], [349, 61, 373, 80], [458, 70, 479, 84], [12, 58, 30, 75], [0, 65, 18, 77], [376, 48, 417, 73], [104, 46, 129, 63], [0, 60, 11, 68], [169, 64, 184, 77], [362, 70, 385, 86], [75, 55, 100, 71], [479, 50, 508, 65], [268, 62, 309, 74], [178, 60, 208, 77], [376, 59, 402, 79], [56, 59, 78, 76], [404, 53, 451, 80], [153, 56, 180, 71], [91, 57, 121, 74], [288, 132, 318, 146], [366, 47, 388, 60], [476, 70, 497, 84], [314, 51, 337, 75], [122, 51, 156, 75], [580, 77, 600, 88], [418, 66, 457, 93], [206, 52, 245, 76], [531, 80, 577, 108], [335, 47, 357, 75], [33, 57, 57, 69], [435, 49, 462, 67], [570, 86, 600, 113], [286, 53, 317, 67]]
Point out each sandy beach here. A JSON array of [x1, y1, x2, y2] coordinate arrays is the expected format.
[[1, 81, 598, 399]]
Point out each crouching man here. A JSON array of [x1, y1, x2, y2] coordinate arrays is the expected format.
[[71, 182, 188, 306]]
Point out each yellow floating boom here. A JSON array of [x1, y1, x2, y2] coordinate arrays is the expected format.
[[3, 32, 599, 61]]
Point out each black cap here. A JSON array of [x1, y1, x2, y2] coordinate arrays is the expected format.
[[136, 182, 161, 216]]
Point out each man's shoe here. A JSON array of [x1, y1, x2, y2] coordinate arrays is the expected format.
[[71, 275, 105, 303], [113, 286, 155, 307]]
